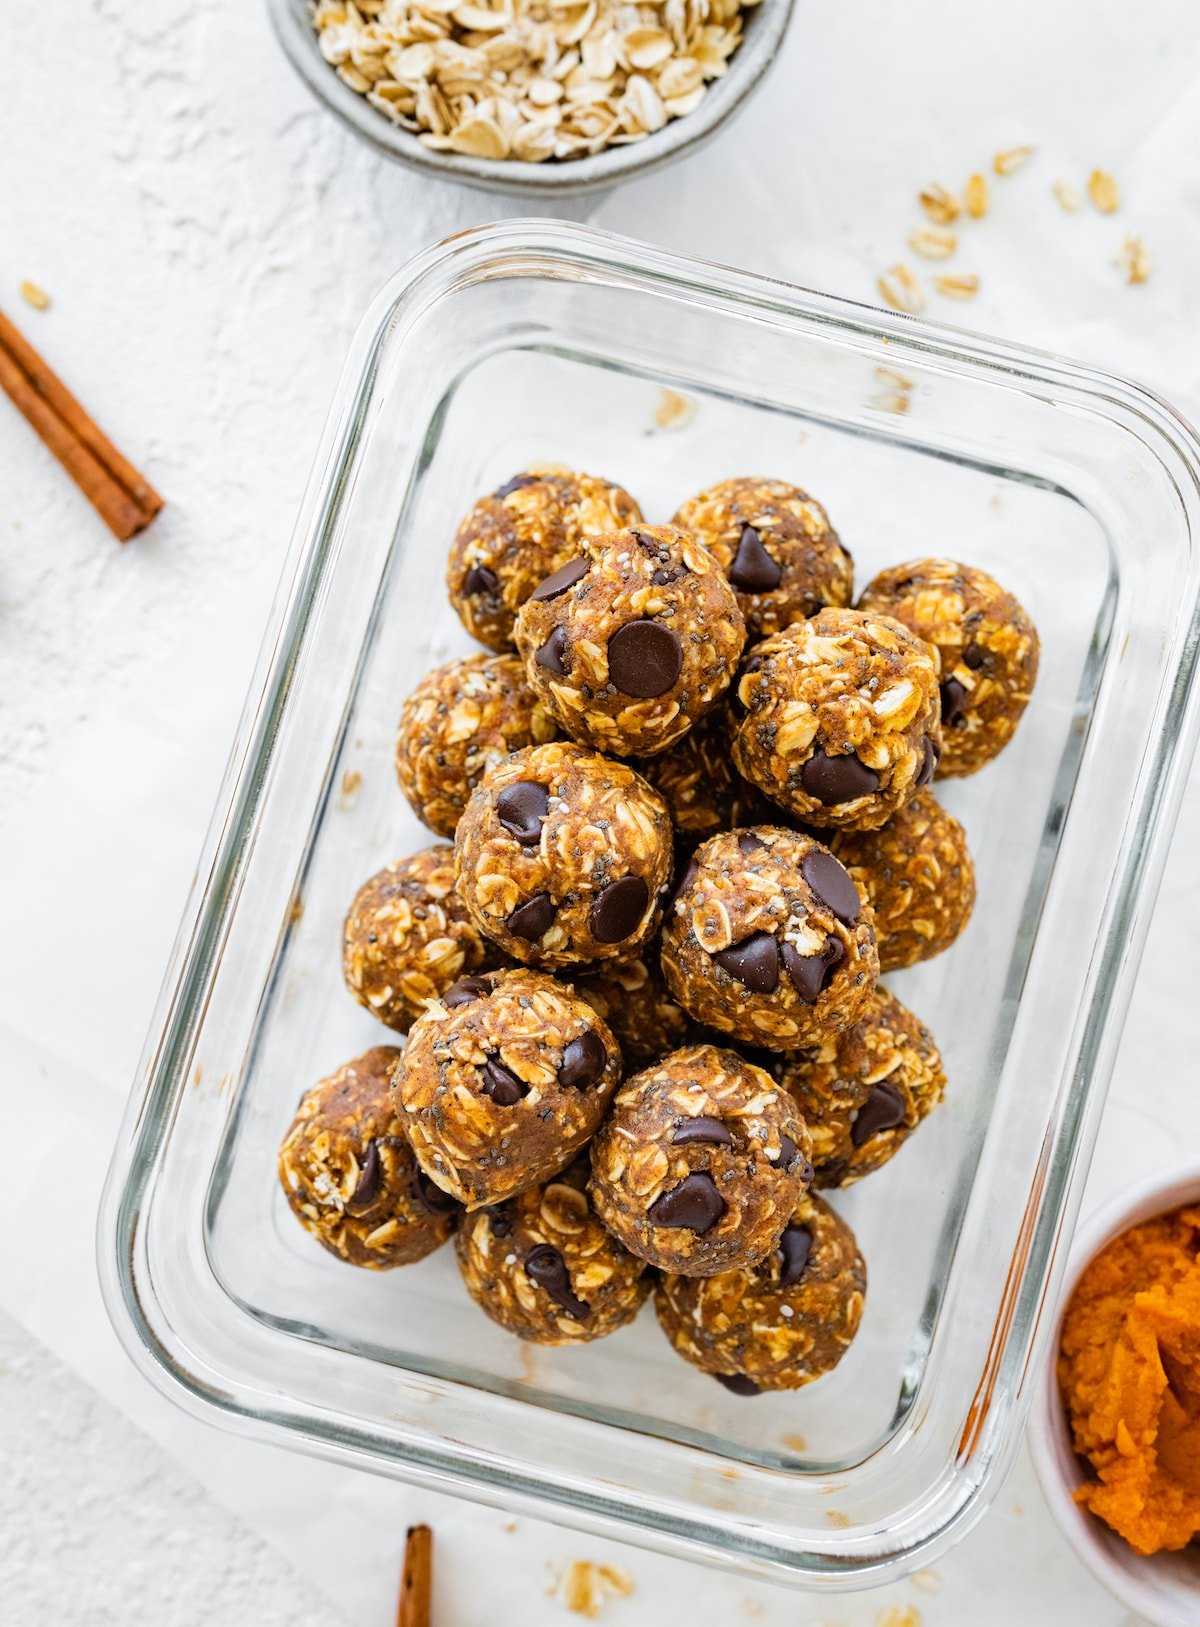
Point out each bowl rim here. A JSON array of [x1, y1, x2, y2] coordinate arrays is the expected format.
[[1028, 1161, 1200, 1627], [265, 0, 797, 197]]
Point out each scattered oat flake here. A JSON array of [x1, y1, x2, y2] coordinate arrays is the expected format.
[[19, 279, 50, 310], [288, 893, 305, 925], [780, 1431, 808, 1452], [876, 1608, 921, 1627], [1088, 168, 1120, 213], [910, 1570, 942, 1594], [339, 768, 363, 806], [1053, 179, 1082, 212], [934, 273, 980, 300], [558, 1559, 634, 1617], [877, 264, 925, 314], [654, 387, 696, 430], [918, 184, 960, 225], [964, 172, 988, 218], [908, 225, 956, 260], [1119, 234, 1151, 285], [993, 144, 1035, 176], [826, 1509, 852, 1528]]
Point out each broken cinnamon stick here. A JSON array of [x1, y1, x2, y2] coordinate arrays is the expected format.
[[0, 307, 163, 541], [396, 1524, 433, 1627]]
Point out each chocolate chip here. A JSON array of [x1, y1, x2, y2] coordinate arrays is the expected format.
[[412, 1169, 458, 1216], [535, 625, 569, 675], [462, 564, 498, 597], [715, 1372, 761, 1396], [652, 565, 685, 586], [674, 855, 700, 901], [590, 875, 648, 943], [530, 556, 588, 602], [443, 975, 490, 1008], [714, 931, 779, 994], [776, 1133, 798, 1169], [558, 1031, 608, 1089], [851, 1081, 906, 1145], [496, 780, 549, 846], [941, 678, 967, 728], [801, 748, 881, 806], [801, 849, 861, 923], [647, 1171, 727, 1233], [736, 831, 766, 856], [487, 1203, 514, 1237], [508, 893, 555, 940], [915, 734, 939, 788], [345, 1140, 382, 1215], [728, 524, 782, 593], [494, 473, 538, 499], [524, 1243, 591, 1321], [780, 935, 844, 1003], [672, 1116, 733, 1146], [963, 644, 985, 669], [481, 1056, 528, 1106], [778, 1223, 813, 1287], [607, 620, 683, 698]]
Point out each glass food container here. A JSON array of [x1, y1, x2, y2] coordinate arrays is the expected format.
[[98, 221, 1200, 1590]]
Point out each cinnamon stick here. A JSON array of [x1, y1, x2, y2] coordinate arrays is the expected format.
[[396, 1524, 433, 1627], [0, 307, 163, 541]]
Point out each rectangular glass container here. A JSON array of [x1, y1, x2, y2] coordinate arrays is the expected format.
[[98, 221, 1200, 1588]]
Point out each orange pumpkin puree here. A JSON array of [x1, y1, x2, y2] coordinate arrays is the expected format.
[[1058, 1204, 1200, 1555]]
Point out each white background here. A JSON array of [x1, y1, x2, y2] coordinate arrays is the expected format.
[[3, 1, 1200, 1622]]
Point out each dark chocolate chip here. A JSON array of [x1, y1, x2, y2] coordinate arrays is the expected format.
[[851, 1081, 906, 1146], [496, 780, 549, 846], [487, 1203, 514, 1237], [780, 935, 844, 1003], [801, 849, 861, 924], [345, 1140, 383, 1216], [412, 1169, 458, 1216], [776, 1133, 799, 1169], [607, 620, 684, 698], [524, 1243, 591, 1321], [652, 565, 685, 586], [535, 626, 569, 675], [714, 931, 779, 994], [962, 644, 985, 669], [671, 1116, 733, 1146], [800, 748, 881, 806], [494, 473, 538, 499], [508, 893, 555, 940], [462, 564, 499, 597], [674, 855, 700, 901], [647, 1171, 727, 1233], [530, 556, 589, 602], [481, 1056, 529, 1106], [715, 1372, 761, 1396], [941, 677, 968, 728], [736, 830, 766, 856], [728, 524, 783, 593], [778, 1223, 813, 1287], [442, 975, 490, 1009], [916, 734, 938, 788], [590, 875, 649, 943], [558, 1031, 608, 1089]]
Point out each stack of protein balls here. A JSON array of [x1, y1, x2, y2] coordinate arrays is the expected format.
[[278, 469, 1039, 1397]]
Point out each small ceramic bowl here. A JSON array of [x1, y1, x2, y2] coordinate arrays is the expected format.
[[1029, 1163, 1200, 1627], [266, 0, 796, 197]]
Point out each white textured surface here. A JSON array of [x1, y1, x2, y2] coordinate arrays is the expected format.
[[3, 0, 1200, 1623]]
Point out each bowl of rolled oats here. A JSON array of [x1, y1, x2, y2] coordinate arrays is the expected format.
[[268, 0, 792, 194]]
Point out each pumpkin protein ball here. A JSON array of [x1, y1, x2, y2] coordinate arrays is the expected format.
[[730, 606, 942, 832], [655, 1190, 867, 1393], [342, 845, 494, 1034], [455, 1156, 652, 1345], [857, 557, 1039, 778], [638, 706, 780, 849], [454, 741, 673, 970], [395, 653, 558, 838], [671, 476, 854, 640], [660, 827, 878, 1051], [588, 1042, 814, 1277], [569, 950, 692, 1069], [828, 790, 975, 972], [779, 984, 946, 1187], [393, 967, 621, 1209], [278, 1047, 457, 1269], [513, 523, 746, 758], [447, 467, 642, 652]]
